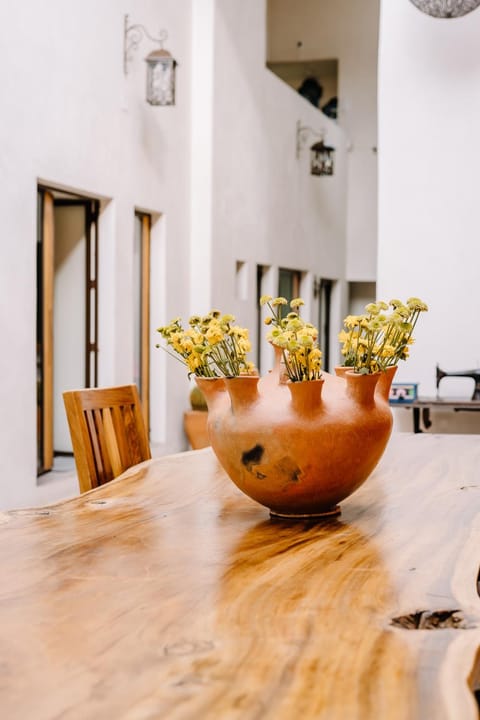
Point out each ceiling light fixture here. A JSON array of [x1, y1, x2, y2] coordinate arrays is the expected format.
[[408, 0, 480, 18]]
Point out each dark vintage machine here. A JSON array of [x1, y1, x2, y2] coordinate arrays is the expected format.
[[436, 364, 480, 400]]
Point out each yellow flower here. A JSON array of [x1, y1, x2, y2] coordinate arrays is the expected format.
[[170, 332, 185, 353], [240, 362, 256, 375], [185, 354, 202, 372], [344, 315, 361, 329], [287, 340, 301, 353], [406, 297, 429, 312], [286, 317, 303, 332], [298, 331, 314, 347], [206, 324, 223, 345], [185, 329, 204, 345], [290, 298, 305, 309], [380, 344, 395, 358], [237, 337, 251, 353], [273, 335, 288, 348], [230, 325, 248, 338]]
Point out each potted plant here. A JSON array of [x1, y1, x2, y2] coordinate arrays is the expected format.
[[337, 297, 428, 375], [156, 311, 255, 450], [157, 297, 428, 519], [183, 384, 209, 450]]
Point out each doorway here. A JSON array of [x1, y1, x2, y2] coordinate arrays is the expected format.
[[36, 187, 99, 474]]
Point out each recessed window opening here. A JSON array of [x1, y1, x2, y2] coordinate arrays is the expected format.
[[235, 261, 248, 301], [317, 278, 333, 372], [37, 186, 99, 475], [278, 267, 302, 319]]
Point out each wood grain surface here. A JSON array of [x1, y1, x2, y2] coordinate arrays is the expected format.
[[2, 433, 480, 719]]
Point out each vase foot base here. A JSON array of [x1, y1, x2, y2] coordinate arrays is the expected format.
[[269, 505, 341, 521]]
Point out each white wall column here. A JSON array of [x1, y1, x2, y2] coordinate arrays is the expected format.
[[378, 1, 480, 398], [190, 0, 215, 315]]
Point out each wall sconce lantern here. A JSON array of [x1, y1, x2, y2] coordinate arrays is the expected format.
[[296, 121, 335, 176], [123, 15, 177, 106], [408, 0, 480, 17], [310, 140, 335, 176]]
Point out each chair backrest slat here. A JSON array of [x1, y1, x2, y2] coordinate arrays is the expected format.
[[111, 404, 131, 469], [63, 385, 151, 493], [92, 408, 111, 484], [102, 406, 124, 478], [123, 404, 143, 465]]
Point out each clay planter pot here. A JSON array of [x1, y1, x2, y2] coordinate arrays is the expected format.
[[183, 410, 209, 450], [196, 365, 396, 520]]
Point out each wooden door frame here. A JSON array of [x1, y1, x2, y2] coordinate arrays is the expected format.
[[37, 189, 100, 473], [85, 200, 99, 388], [136, 212, 151, 429], [38, 190, 55, 472]]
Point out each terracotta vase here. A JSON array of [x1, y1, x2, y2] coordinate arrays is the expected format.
[[196, 364, 395, 520]]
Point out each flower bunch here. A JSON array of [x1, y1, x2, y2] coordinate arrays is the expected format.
[[156, 311, 255, 378], [260, 296, 322, 382], [338, 297, 428, 374]]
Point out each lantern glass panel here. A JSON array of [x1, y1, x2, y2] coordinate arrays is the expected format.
[[146, 57, 175, 106], [310, 143, 335, 176]]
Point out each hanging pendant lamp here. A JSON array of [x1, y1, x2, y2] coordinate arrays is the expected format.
[[409, 0, 480, 18]]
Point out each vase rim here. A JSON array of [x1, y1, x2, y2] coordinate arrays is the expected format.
[[195, 375, 225, 380], [223, 373, 260, 380], [343, 368, 396, 376], [287, 376, 324, 384]]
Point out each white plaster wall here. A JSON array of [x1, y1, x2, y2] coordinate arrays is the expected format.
[[267, 0, 380, 281], [378, 1, 480, 411], [0, 0, 350, 510], [211, 0, 348, 366], [0, 0, 193, 509], [190, 0, 214, 314]]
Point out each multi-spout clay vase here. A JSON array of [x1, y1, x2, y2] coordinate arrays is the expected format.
[[196, 359, 396, 519]]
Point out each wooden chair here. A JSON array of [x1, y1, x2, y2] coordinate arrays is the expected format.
[[63, 385, 151, 493]]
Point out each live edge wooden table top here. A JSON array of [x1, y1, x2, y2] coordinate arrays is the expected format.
[[3, 434, 480, 720]]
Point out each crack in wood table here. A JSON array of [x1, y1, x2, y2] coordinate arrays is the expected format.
[[2, 433, 480, 719]]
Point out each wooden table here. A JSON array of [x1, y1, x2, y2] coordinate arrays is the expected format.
[[2, 434, 480, 719]]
